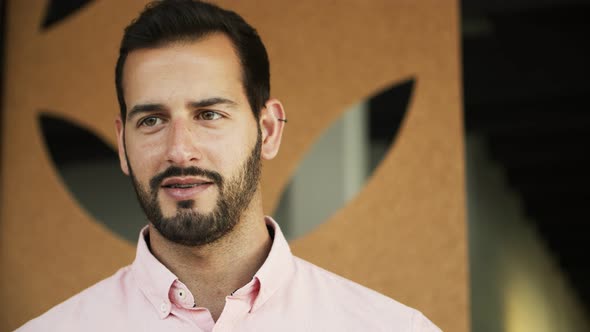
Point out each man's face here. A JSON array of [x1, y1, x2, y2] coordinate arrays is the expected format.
[[117, 34, 262, 246]]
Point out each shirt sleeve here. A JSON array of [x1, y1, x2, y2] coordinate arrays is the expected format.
[[411, 310, 443, 332]]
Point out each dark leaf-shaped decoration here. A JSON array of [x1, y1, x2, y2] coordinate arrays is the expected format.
[[274, 78, 415, 239], [39, 113, 145, 242], [42, 0, 94, 30], [37, 78, 414, 242], [369, 78, 415, 152]]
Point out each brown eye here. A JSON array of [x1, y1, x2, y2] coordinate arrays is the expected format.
[[199, 111, 222, 121], [139, 116, 161, 127]]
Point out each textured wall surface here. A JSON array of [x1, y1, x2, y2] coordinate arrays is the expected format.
[[1, 1, 467, 331]]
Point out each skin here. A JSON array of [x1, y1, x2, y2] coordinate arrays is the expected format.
[[115, 33, 286, 321]]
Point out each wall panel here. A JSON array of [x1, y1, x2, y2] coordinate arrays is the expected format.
[[1, 1, 467, 331]]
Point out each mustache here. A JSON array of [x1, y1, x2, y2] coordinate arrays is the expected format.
[[149, 166, 223, 191]]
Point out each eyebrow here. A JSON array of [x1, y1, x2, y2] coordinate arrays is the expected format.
[[127, 103, 166, 120], [189, 97, 237, 109], [127, 97, 238, 120]]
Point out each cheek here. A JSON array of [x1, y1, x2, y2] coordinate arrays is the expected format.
[[226, 130, 258, 169], [204, 134, 234, 171], [126, 138, 165, 176], [206, 131, 249, 174]]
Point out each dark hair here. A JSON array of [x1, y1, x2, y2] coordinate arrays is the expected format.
[[115, 0, 270, 122]]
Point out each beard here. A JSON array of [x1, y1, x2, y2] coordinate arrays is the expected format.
[[127, 132, 262, 246]]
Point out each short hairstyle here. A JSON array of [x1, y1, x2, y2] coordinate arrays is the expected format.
[[115, 0, 270, 122]]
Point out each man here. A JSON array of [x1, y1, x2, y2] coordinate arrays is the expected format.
[[18, 1, 440, 331]]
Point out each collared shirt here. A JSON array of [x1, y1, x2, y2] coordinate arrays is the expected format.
[[17, 217, 441, 332]]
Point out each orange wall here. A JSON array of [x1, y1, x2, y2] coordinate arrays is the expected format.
[[1, 1, 467, 331]]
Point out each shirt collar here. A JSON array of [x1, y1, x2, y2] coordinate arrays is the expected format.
[[131, 226, 178, 318], [130, 216, 295, 316], [251, 216, 295, 312]]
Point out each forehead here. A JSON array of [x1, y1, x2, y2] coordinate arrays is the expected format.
[[122, 34, 244, 105]]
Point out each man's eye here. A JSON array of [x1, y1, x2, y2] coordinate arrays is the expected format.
[[139, 116, 161, 127], [199, 111, 222, 121]]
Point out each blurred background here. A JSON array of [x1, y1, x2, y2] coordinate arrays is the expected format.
[[1, 0, 589, 331], [279, 0, 590, 329], [462, 0, 590, 330]]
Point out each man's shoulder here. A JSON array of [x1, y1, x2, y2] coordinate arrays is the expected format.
[[16, 266, 135, 332], [292, 256, 414, 310], [289, 256, 441, 331]]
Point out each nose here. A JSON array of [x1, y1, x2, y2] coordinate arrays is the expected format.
[[165, 119, 202, 166]]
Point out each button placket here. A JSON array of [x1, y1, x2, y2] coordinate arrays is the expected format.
[[160, 300, 170, 314]]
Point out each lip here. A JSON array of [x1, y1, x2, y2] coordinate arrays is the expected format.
[[162, 183, 213, 201], [161, 176, 213, 187], [160, 177, 215, 201]]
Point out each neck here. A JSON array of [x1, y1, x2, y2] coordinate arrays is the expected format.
[[147, 195, 271, 321]]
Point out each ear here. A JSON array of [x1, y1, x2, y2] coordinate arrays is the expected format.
[[115, 116, 130, 175], [259, 98, 286, 160]]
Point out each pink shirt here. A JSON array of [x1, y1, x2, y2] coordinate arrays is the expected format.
[[17, 217, 440, 332]]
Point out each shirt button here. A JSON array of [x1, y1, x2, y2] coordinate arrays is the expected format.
[[178, 289, 186, 299], [160, 301, 169, 313]]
